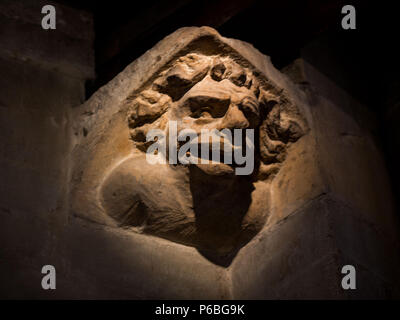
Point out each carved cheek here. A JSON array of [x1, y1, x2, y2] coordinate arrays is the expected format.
[[219, 105, 250, 130]]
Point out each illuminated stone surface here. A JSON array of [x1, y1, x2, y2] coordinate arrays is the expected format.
[[71, 27, 308, 266], [67, 27, 400, 298], [1, 26, 395, 299]]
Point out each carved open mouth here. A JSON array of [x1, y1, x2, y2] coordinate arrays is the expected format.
[[176, 130, 253, 175]]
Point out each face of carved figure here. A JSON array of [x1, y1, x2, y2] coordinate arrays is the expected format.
[[129, 54, 264, 177]]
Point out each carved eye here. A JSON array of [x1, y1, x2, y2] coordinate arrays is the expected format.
[[200, 110, 212, 118], [191, 108, 212, 119], [210, 63, 226, 81], [230, 73, 247, 87], [187, 96, 230, 119]]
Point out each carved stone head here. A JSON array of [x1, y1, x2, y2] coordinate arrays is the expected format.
[[72, 28, 308, 265]]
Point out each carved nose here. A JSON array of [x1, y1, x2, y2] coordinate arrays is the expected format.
[[219, 105, 250, 130]]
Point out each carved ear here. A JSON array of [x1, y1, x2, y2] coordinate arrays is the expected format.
[[127, 89, 171, 153], [257, 88, 308, 180]]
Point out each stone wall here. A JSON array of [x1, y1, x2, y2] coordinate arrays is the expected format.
[[232, 59, 400, 298], [0, 4, 398, 299], [68, 27, 400, 299], [0, 0, 93, 298]]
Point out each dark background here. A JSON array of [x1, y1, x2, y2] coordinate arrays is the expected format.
[[53, 0, 396, 105]]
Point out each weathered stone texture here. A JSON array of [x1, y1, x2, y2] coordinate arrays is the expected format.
[[1, 23, 398, 299], [70, 26, 309, 268], [68, 27, 399, 298]]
